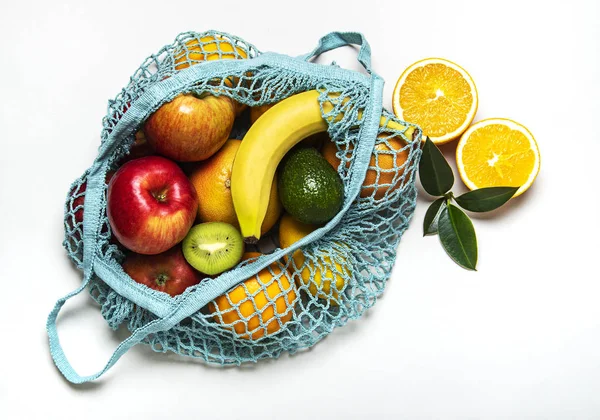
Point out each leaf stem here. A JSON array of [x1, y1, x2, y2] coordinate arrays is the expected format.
[[444, 191, 454, 206]]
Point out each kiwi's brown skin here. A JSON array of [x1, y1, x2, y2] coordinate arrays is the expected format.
[[182, 222, 244, 275]]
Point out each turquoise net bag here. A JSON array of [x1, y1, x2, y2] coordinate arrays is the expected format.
[[47, 30, 422, 383]]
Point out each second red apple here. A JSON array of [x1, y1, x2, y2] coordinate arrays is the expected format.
[[122, 246, 203, 296]]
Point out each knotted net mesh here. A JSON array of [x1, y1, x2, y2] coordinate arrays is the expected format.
[[63, 31, 422, 364]]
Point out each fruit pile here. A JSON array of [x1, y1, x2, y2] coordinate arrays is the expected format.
[[63, 32, 421, 349], [99, 75, 419, 338], [100, 87, 353, 337]]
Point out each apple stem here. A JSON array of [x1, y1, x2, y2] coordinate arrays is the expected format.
[[152, 190, 168, 202], [156, 273, 168, 286], [190, 91, 210, 100]]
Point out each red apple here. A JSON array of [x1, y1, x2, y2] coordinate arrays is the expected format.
[[143, 93, 235, 162], [122, 246, 203, 296], [107, 156, 198, 255]]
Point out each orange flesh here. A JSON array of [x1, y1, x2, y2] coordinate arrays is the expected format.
[[462, 124, 536, 188], [400, 63, 473, 137]]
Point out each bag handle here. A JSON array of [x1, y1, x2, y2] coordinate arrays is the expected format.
[[47, 273, 138, 383], [300, 32, 372, 73], [46, 272, 178, 384], [46, 248, 297, 383]]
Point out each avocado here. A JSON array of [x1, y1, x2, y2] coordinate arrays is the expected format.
[[278, 147, 344, 224]]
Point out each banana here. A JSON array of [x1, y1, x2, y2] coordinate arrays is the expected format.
[[232, 90, 328, 242], [231, 89, 415, 243]]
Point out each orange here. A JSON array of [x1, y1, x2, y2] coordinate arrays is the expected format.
[[209, 252, 297, 340], [392, 58, 478, 144], [173, 35, 248, 70], [321, 141, 346, 169], [456, 118, 540, 197], [174, 35, 248, 97], [189, 140, 282, 235], [321, 134, 409, 200]]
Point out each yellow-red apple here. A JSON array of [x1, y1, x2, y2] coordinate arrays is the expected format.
[[143, 93, 235, 162]]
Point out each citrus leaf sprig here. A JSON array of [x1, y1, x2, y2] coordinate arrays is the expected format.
[[419, 137, 519, 270]]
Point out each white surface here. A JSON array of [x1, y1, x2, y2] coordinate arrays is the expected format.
[[1, 0, 599, 418]]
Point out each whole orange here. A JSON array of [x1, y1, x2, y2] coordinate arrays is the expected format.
[[321, 135, 409, 200], [208, 252, 297, 340], [174, 35, 248, 95], [173, 35, 248, 70], [189, 140, 282, 235]]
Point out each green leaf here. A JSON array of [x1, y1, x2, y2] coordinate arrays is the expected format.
[[419, 137, 454, 196], [455, 187, 519, 212], [438, 204, 478, 270], [423, 198, 446, 236]]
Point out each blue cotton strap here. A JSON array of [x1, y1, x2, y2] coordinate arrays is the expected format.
[[46, 272, 192, 384], [300, 32, 373, 73], [46, 274, 144, 383]]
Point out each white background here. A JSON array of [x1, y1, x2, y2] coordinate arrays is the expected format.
[[1, 0, 599, 419]]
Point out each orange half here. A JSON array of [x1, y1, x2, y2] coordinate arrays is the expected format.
[[456, 118, 540, 197], [392, 58, 478, 144]]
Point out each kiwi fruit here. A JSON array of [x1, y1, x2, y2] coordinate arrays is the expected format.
[[182, 222, 244, 275]]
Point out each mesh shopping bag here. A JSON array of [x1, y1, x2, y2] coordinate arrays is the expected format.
[[48, 30, 422, 383]]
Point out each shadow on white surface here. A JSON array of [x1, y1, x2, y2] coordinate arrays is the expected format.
[[93, 296, 379, 377], [470, 181, 540, 221]]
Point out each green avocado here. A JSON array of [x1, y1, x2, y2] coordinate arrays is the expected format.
[[278, 147, 344, 224]]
